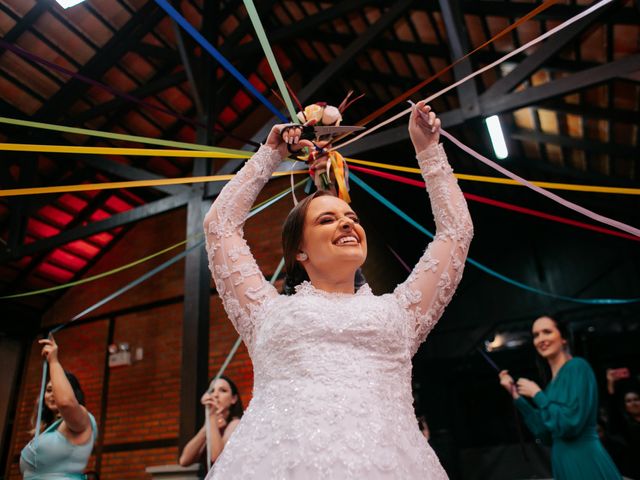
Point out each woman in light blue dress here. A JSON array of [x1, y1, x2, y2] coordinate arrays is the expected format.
[[20, 336, 97, 479], [499, 316, 622, 480]]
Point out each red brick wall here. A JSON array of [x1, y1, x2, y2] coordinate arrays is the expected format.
[[5, 176, 293, 479], [103, 303, 182, 445], [100, 448, 178, 480]]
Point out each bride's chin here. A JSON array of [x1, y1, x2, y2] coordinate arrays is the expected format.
[[332, 254, 366, 265]]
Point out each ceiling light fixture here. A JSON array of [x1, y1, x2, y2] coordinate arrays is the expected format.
[[55, 0, 87, 9], [485, 115, 508, 160]]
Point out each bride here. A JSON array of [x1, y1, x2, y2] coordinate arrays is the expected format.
[[203, 101, 473, 479]]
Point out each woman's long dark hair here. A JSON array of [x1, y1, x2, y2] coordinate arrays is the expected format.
[[30, 371, 85, 434], [281, 190, 366, 295]]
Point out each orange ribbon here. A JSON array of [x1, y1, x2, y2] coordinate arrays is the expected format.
[[356, 0, 561, 127], [330, 151, 351, 203]]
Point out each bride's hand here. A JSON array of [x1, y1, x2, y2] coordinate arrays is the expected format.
[[408, 101, 440, 155], [265, 121, 316, 157]]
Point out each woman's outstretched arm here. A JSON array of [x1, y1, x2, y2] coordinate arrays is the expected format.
[[393, 103, 473, 354], [39, 337, 90, 434], [203, 125, 312, 351]]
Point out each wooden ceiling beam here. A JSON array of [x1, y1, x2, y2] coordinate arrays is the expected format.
[[35, 1, 165, 122], [0, 193, 191, 263], [230, 0, 382, 58], [484, 0, 620, 100]]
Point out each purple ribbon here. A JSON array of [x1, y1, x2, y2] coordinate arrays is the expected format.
[[0, 39, 259, 146]]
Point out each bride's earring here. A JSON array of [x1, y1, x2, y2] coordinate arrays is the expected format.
[[297, 252, 308, 261]]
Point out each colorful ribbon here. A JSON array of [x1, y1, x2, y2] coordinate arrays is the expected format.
[[439, 129, 640, 238], [344, 157, 640, 196], [0, 40, 260, 147], [243, 0, 298, 122], [0, 169, 305, 197], [2, 116, 637, 196], [355, 0, 562, 127], [0, 116, 248, 153], [348, 164, 640, 242], [329, 151, 351, 203], [0, 143, 249, 158], [334, 0, 614, 151], [154, 0, 287, 122], [1, 180, 306, 299], [350, 172, 640, 305], [0, 238, 191, 299]]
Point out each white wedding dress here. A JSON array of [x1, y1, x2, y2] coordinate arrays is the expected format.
[[203, 142, 473, 479]]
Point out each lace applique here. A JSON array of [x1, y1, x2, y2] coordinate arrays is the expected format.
[[393, 143, 473, 354], [294, 280, 373, 298], [220, 292, 242, 324], [214, 264, 231, 280], [208, 283, 449, 480], [394, 281, 423, 310], [231, 262, 261, 286], [203, 145, 282, 352], [421, 251, 440, 273], [228, 245, 251, 262], [245, 282, 274, 301]]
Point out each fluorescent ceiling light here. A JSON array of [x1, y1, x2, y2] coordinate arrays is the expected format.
[[485, 115, 508, 160], [56, 0, 86, 8]]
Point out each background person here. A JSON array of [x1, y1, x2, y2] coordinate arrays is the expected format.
[[179, 376, 243, 468], [20, 336, 97, 480], [499, 315, 621, 480]]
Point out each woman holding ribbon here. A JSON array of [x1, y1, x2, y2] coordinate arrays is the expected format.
[[20, 336, 98, 479], [203, 101, 472, 479], [178, 376, 244, 468], [498, 315, 622, 480]]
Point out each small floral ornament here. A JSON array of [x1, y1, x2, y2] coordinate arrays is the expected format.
[[322, 106, 342, 126], [274, 85, 365, 202], [298, 104, 328, 124], [296, 103, 343, 126]]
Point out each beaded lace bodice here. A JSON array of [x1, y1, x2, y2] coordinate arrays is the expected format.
[[203, 143, 472, 479]]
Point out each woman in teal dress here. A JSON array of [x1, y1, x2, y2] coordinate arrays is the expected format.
[[499, 315, 622, 480], [20, 336, 97, 479]]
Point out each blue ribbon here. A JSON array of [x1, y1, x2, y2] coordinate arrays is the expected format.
[[350, 173, 640, 305], [154, 0, 288, 122], [32, 360, 48, 461]]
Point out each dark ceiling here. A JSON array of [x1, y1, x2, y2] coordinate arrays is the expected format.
[[0, 0, 639, 345]]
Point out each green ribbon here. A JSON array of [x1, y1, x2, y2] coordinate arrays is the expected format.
[[0, 116, 246, 155], [0, 179, 306, 299], [243, 0, 300, 123]]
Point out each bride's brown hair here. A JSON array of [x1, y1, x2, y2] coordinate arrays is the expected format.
[[281, 190, 332, 295]]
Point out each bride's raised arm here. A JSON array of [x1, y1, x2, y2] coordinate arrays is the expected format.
[[392, 103, 474, 355], [203, 125, 311, 352]]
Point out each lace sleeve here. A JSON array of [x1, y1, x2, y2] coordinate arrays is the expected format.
[[203, 145, 281, 352], [393, 143, 473, 355]]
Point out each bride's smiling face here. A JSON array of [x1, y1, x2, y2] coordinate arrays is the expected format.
[[299, 195, 367, 273]]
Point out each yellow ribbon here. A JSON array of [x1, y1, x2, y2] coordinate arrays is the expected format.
[[1, 141, 637, 196], [344, 158, 640, 196], [0, 143, 250, 158], [0, 179, 307, 299], [330, 151, 351, 203], [0, 170, 306, 197]]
